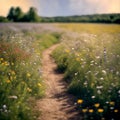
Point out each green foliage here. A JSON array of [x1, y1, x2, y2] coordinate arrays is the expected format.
[[52, 46, 68, 72], [7, 6, 40, 22], [14, 7, 24, 22], [0, 34, 44, 119], [36, 33, 60, 51], [23, 7, 40, 22], [7, 7, 24, 22], [41, 14, 120, 24], [7, 7, 15, 22], [52, 24, 120, 119], [0, 16, 8, 22], [27, 7, 40, 22]]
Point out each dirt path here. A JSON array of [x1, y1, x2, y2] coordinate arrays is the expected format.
[[36, 44, 82, 120]]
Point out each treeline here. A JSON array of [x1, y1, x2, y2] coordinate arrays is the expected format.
[[0, 7, 40, 22], [41, 14, 120, 23], [0, 7, 120, 23]]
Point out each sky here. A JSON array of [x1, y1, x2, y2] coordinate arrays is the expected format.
[[0, 0, 120, 17]]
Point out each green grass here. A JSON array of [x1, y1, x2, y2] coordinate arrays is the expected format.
[[35, 32, 61, 51], [52, 23, 120, 120], [0, 27, 61, 120]]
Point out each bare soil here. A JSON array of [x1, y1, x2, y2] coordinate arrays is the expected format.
[[36, 44, 82, 120]]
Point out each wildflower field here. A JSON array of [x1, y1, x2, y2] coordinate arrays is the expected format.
[[0, 23, 120, 120], [0, 24, 60, 120], [52, 23, 120, 120]]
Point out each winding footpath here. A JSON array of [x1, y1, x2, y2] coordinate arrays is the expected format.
[[36, 44, 82, 120]]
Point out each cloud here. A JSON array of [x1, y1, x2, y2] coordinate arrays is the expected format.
[[69, 0, 120, 15], [0, 0, 120, 17], [39, 0, 120, 16], [88, 0, 120, 13], [39, 0, 72, 16], [39, 0, 60, 16]]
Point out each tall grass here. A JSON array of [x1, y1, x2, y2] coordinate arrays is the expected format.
[[53, 24, 120, 119], [0, 27, 61, 120]]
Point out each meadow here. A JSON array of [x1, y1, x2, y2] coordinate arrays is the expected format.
[[0, 23, 120, 120], [52, 23, 120, 120], [0, 23, 60, 120]]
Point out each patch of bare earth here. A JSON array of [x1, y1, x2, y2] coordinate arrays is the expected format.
[[36, 44, 83, 120]]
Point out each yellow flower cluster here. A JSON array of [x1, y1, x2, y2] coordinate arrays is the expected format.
[[27, 73, 31, 77], [114, 109, 118, 113], [27, 87, 32, 92], [1, 61, 9, 66], [6, 80, 11, 83], [82, 109, 87, 113], [0, 58, 15, 67], [109, 101, 115, 106], [82, 108, 104, 113], [77, 99, 83, 104], [98, 108, 104, 113], [89, 109, 94, 113], [0, 58, 4, 61], [38, 83, 42, 87], [94, 103, 100, 108]]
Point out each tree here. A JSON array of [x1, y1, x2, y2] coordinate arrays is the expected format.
[[14, 7, 24, 22], [26, 7, 40, 22], [7, 7, 15, 21], [7, 7, 24, 22]]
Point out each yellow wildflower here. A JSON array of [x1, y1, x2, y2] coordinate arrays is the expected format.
[[65, 49, 70, 53], [98, 108, 104, 113], [82, 109, 87, 113], [1, 62, 5, 65], [4, 61, 9, 66], [114, 109, 118, 113], [11, 62, 14, 65], [38, 83, 42, 87], [11, 70, 15, 75], [0, 58, 4, 61], [89, 109, 94, 113], [6, 80, 11, 83], [14, 76, 16, 79], [94, 103, 100, 108], [76, 57, 80, 61], [27, 73, 31, 77], [109, 101, 115, 106], [77, 99, 83, 104], [27, 88, 32, 92]]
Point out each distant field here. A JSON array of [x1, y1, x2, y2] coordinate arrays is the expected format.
[[53, 23, 120, 119], [58, 23, 120, 34]]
